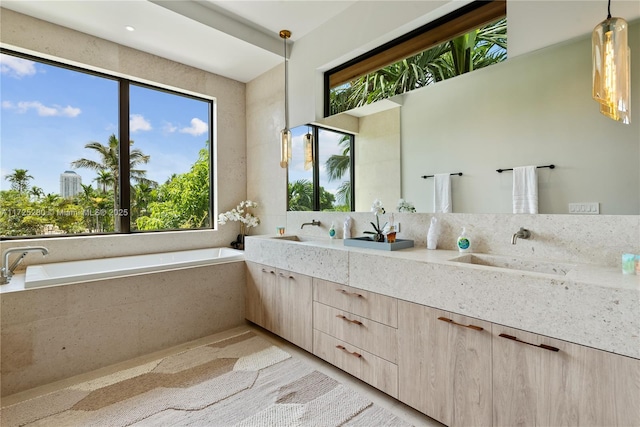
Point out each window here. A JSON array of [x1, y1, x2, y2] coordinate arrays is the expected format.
[[288, 125, 353, 212], [326, 0, 506, 115], [0, 50, 213, 238]]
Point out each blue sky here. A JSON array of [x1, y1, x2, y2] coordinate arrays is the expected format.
[[1, 53, 210, 195]]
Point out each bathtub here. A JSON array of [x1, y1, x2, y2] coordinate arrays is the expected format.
[[23, 247, 245, 289]]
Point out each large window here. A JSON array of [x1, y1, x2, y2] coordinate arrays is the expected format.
[[288, 125, 353, 212], [326, 0, 506, 115], [0, 50, 213, 238]]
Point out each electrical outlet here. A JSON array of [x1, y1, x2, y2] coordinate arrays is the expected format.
[[568, 202, 600, 214]]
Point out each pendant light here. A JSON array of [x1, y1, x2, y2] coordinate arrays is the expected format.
[[592, 0, 630, 124], [279, 29, 292, 168], [303, 127, 313, 171]]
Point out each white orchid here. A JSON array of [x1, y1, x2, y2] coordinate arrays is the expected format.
[[365, 199, 387, 241], [218, 200, 260, 228], [370, 199, 385, 216], [397, 199, 416, 213]]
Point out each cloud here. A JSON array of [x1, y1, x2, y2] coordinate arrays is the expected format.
[[162, 122, 178, 134], [2, 100, 81, 117], [130, 114, 152, 133], [0, 54, 37, 78], [180, 118, 208, 136]]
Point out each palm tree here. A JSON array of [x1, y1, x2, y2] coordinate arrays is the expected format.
[[29, 186, 44, 201], [71, 134, 156, 230], [331, 19, 507, 114], [94, 170, 114, 194], [325, 135, 351, 207], [132, 182, 156, 220], [4, 169, 34, 193], [288, 179, 314, 211]]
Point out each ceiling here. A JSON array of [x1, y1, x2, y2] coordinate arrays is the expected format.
[[1, 0, 358, 83]]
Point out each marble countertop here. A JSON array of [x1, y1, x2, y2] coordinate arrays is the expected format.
[[245, 235, 640, 360]]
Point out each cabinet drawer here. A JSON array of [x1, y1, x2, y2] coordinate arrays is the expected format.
[[313, 302, 397, 363], [313, 278, 397, 327], [313, 330, 398, 398]]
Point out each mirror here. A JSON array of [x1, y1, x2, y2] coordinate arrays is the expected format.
[[317, 20, 639, 215]]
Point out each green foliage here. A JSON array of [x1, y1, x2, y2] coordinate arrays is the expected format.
[[2, 142, 210, 237], [288, 179, 337, 211], [4, 169, 34, 193], [324, 135, 351, 207], [0, 189, 87, 236], [330, 19, 507, 115], [136, 147, 210, 230]]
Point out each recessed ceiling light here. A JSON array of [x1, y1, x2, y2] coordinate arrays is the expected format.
[[125, 25, 135, 32]]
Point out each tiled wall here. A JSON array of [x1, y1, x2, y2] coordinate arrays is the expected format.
[[286, 211, 640, 268], [0, 262, 246, 397]]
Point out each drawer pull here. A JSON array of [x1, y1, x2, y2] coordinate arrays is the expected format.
[[438, 316, 484, 331], [261, 268, 276, 274], [278, 272, 295, 279], [336, 314, 363, 326], [336, 345, 362, 358], [337, 289, 364, 298], [499, 333, 560, 352]]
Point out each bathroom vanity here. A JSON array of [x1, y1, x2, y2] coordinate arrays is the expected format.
[[245, 235, 640, 427]]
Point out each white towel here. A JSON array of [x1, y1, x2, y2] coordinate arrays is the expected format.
[[434, 173, 452, 213], [513, 166, 538, 214]]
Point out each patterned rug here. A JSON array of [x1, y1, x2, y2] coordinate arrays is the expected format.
[[1, 331, 412, 426]]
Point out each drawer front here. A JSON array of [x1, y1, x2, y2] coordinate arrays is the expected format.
[[313, 302, 397, 363], [313, 330, 398, 398], [313, 278, 397, 327]]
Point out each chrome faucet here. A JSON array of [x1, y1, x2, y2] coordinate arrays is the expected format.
[[1, 246, 49, 284], [511, 227, 531, 245], [300, 220, 321, 229]]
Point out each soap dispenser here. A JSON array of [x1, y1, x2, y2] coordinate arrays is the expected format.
[[329, 222, 336, 239], [457, 227, 471, 252]]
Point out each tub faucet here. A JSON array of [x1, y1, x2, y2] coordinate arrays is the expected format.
[[300, 220, 321, 229], [1, 246, 49, 284], [511, 227, 531, 245]]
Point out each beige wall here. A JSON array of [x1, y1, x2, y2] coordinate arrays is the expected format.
[[245, 64, 288, 235], [355, 108, 401, 212], [0, 8, 247, 262]]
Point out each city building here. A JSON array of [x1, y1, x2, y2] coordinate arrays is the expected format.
[[59, 170, 81, 198]]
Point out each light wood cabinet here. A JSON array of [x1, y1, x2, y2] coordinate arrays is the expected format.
[[245, 261, 278, 332], [493, 325, 640, 427], [276, 269, 313, 352], [313, 330, 399, 398], [312, 278, 399, 397], [245, 261, 312, 352], [313, 301, 398, 363], [248, 260, 640, 427], [398, 300, 492, 427], [313, 278, 398, 327]]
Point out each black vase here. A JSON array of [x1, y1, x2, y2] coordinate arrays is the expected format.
[[231, 233, 245, 250], [374, 233, 385, 242]]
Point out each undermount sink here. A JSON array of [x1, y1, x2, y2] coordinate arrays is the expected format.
[[268, 235, 320, 243], [449, 254, 574, 276]]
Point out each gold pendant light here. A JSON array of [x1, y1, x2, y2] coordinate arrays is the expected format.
[[592, 0, 631, 124], [279, 30, 292, 168]]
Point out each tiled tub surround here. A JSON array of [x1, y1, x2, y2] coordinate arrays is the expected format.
[[245, 228, 640, 360], [0, 260, 246, 397]]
